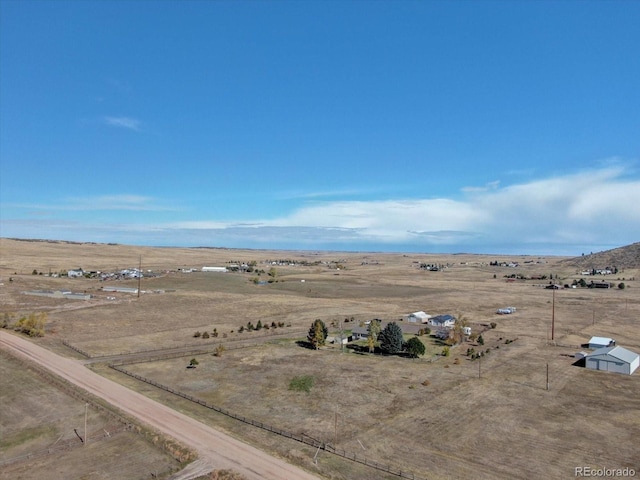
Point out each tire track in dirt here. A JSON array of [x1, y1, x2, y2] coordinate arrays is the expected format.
[[0, 331, 320, 480]]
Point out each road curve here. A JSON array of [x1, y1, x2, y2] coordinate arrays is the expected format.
[[0, 331, 320, 480]]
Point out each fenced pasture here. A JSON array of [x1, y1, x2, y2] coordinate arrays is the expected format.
[[0, 351, 180, 480], [1, 238, 639, 479]]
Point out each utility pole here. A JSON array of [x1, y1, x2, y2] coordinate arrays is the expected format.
[[137, 255, 142, 298], [551, 288, 555, 342], [84, 403, 88, 446], [334, 405, 338, 447], [546, 363, 549, 391]]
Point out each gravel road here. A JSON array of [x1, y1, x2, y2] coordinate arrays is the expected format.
[[0, 331, 320, 480]]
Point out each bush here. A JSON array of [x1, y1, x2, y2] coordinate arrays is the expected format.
[[213, 345, 225, 357], [618, 282, 626, 289], [441, 346, 450, 357], [405, 337, 426, 358], [193, 331, 201, 338], [490, 322, 497, 329], [478, 335, 485, 345]]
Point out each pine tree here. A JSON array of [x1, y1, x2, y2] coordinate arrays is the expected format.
[[379, 322, 404, 354], [307, 319, 328, 349]]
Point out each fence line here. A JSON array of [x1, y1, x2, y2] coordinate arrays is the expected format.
[[110, 364, 425, 480], [63, 327, 306, 360], [0, 426, 127, 467]]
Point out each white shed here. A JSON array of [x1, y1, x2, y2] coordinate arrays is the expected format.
[[588, 336, 615, 349], [202, 266, 228, 273], [585, 346, 639, 375], [407, 311, 431, 323]]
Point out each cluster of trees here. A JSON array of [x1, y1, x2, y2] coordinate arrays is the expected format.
[[9, 312, 47, 337], [306, 319, 427, 358], [239, 320, 286, 333]]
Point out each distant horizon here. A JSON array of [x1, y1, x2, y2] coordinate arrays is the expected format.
[[2, 236, 630, 259], [2, 2, 638, 256]]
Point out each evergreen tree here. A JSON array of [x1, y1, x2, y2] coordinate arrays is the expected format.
[[405, 337, 426, 358], [307, 319, 328, 349], [379, 322, 404, 354]]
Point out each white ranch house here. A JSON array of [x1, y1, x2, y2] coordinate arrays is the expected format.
[[429, 314, 456, 328]]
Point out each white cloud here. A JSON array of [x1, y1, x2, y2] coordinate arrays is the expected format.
[[4, 195, 178, 212], [103, 116, 141, 131], [2, 167, 638, 254], [162, 166, 640, 250]]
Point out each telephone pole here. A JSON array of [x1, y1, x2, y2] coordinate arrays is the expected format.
[[551, 288, 555, 341]]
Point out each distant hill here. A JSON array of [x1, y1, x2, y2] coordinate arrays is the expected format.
[[559, 242, 640, 270]]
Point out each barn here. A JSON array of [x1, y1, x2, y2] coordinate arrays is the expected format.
[[202, 266, 228, 273], [585, 346, 639, 375]]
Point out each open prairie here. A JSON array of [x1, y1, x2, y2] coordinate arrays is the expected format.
[[1, 238, 639, 479]]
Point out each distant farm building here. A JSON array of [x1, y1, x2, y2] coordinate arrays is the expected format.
[[585, 346, 639, 375], [68, 268, 84, 278], [496, 307, 516, 315], [429, 314, 456, 328], [406, 311, 431, 323], [102, 286, 139, 294], [202, 266, 228, 273], [22, 290, 91, 300], [588, 336, 616, 350]]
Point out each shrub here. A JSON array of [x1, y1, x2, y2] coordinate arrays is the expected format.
[[422, 379, 431, 386], [193, 331, 201, 338], [490, 322, 497, 329], [441, 346, 450, 357], [618, 282, 626, 289], [213, 345, 225, 357], [189, 358, 199, 366], [202, 331, 210, 339], [405, 337, 426, 358], [478, 335, 484, 345]]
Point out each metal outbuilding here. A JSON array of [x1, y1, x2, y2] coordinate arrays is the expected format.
[[588, 336, 616, 349], [585, 346, 639, 375]]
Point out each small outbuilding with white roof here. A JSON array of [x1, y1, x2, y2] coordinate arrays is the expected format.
[[585, 346, 639, 375], [406, 311, 431, 323], [588, 336, 615, 349]]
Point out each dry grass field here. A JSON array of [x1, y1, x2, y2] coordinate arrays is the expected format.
[[1, 238, 639, 479], [0, 350, 180, 479]]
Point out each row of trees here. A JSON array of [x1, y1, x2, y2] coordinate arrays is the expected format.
[[306, 319, 426, 358], [2, 312, 47, 337]]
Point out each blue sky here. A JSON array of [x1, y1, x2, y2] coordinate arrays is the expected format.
[[1, 0, 639, 255]]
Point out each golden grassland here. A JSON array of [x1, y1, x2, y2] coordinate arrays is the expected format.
[[1, 238, 639, 479]]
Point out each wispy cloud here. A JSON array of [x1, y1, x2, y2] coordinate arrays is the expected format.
[[163, 166, 640, 251], [2, 167, 638, 254], [4, 195, 179, 213], [103, 116, 141, 131]]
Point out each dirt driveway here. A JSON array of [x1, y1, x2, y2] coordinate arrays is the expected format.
[[0, 331, 320, 480]]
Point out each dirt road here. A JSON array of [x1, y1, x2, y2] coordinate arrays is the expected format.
[[0, 331, 320, 480]]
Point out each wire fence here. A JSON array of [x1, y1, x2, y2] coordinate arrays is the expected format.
[[63, 327, 307, 360], [111, 364, 426, 480]]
